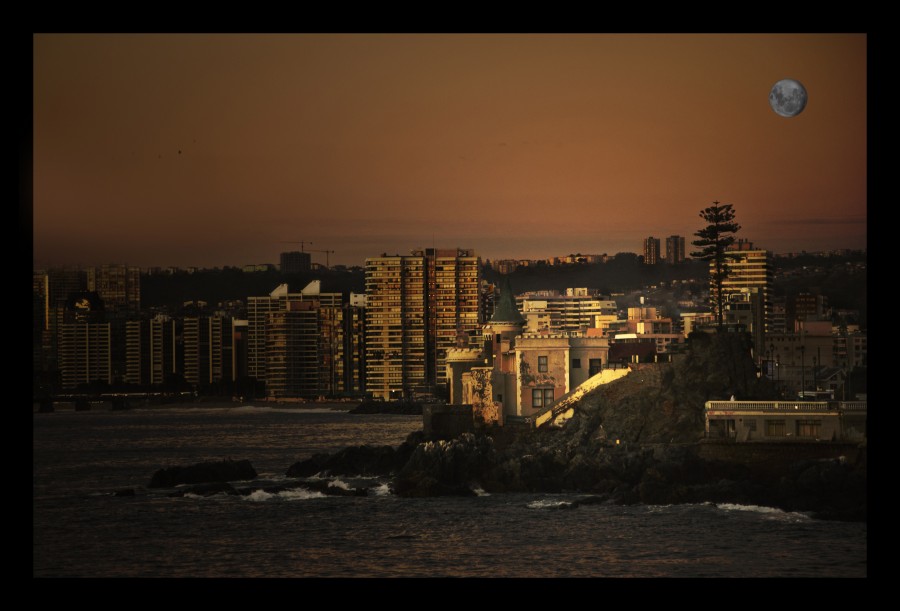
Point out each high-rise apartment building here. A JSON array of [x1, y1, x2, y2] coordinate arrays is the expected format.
[[665, 235, 686, 265], [365, 248, 481, 400], [712, 249, 774, 355], [124, 315, 178, 386], [247, 281, 363, 398], [643, 237, 661, 265], [280, 251, 311, 274], [182, 314, 231, 388], [342, 294, 367, 394], [58, 312, 112, 390], [87, 265, 141, 313], [266, 302, 320, 398], [517, 289, 617, 334], [34, 268, 88, 382]]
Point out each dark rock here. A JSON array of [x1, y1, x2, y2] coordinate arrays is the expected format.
[[285, 453, 331, 478], [391, 476, 477, 498], [392, 433, 496, 497], [114, 488, 135, 497], [286, 432, 428, 479], [149, 459, 257, 488], [287, 445, 401, 478]]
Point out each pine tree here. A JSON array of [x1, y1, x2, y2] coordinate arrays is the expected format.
[[691, 201, 741, 329]]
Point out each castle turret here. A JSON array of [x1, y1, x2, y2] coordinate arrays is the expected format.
[[483, 275, 525, 372]]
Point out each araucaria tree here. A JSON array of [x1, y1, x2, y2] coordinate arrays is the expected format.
[[691, 201, 741, 329]]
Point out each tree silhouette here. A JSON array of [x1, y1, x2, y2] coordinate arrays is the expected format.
[[691, 201, 741, 329]]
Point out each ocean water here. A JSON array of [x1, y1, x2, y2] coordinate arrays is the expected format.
[[33, 405, 867, 578]]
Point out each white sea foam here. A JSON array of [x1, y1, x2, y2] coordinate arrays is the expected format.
[[527, 499, 573, 509], [243, 488, 327, 502], [328, 478, 351, 490], [280, 488, 326, 501], [372, 482, 392, 496], [244, 489, 275, 502], [716, 503, 811, 520]]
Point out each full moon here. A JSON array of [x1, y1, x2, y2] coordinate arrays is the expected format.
[[769, 78, 808, 117]]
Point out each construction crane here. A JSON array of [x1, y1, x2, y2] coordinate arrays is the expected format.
[[309, 249, 336, 268], [279, 240, 312, 252]]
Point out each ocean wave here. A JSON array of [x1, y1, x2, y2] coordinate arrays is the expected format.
[[280, 488, 327, 501], [716, 503, 811, 520], [372, 483, 392, 496], [243, 488, 327, 502], [527, 499, 573, 510], [328, 478, 351, 490]]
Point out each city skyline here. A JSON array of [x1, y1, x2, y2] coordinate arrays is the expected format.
[[33, 34, 867, 270]]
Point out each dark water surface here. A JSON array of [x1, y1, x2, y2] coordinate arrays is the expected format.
[[34, 406, 867, 578]]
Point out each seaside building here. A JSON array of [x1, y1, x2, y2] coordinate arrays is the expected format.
[[705, 399, 866, 442], [124, 315, 178, 386], [33, 268, 89, 387], [342, 294, 367, 394], [265, 302, 320, 398], [58, 322, 112, 389], [247, 281, 363, 398], [365, 248, 481, 400], [449, 277, 610, 424], [182, 314, 232, 389]]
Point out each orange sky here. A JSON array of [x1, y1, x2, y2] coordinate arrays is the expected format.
[[32, 34, 867, 269]]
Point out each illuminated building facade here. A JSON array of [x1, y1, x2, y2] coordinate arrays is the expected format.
[[365, 248, 481, 400], [643, 237, 661, 265]]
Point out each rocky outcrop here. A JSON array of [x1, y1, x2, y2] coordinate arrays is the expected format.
[[149, 459, 257, 488], [285, 431, 425, 478], [284, 334, 866, 521], [392, 433, 495, 497]]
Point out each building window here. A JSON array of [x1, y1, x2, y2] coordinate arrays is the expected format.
[[532, 387, 554, 408], [572, 358, 581, 369], [589, 359, 602, 376], [765, 419, 786, 437], [796, 419, 821, 438], [538, 356, 548, 372]]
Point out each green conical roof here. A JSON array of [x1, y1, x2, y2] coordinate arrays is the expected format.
[[491, 275, 525, 325]]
